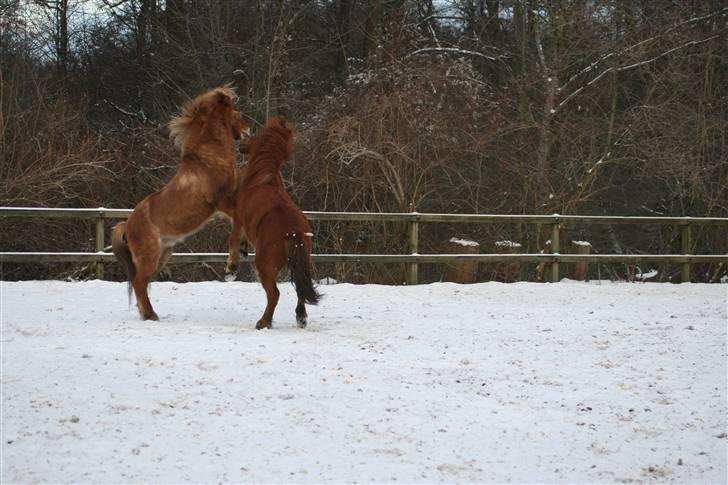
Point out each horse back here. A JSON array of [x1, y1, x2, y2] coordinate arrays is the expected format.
[[241, 185, 309, 246]]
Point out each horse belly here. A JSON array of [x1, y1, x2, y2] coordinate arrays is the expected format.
[[150, 187, 216, 240]]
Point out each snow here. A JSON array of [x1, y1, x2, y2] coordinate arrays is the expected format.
[[635, 269, 659, 281], [494, 240, 522, 249], [448, 237, 479, 248], [1, 280, 726, 483], [572, 240, 592, 247]]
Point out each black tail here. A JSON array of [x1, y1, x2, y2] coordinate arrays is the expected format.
[[287, 232, 321, 305], [111, 221, 136, 305]]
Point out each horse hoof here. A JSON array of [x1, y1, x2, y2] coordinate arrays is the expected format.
[[143, 312, 159, 321], [255, 320, 271, 330], [296, 317, 307, 329], [224, 273, 236, 282]]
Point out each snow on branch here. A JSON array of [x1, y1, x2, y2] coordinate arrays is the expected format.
[[105, 100, 149, 124], [404, 47, 498, 62], [616, 33, 721, 71], [558, 6, 728, 93], [555, 32, 723, 113]]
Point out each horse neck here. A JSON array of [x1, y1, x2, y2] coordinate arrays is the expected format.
[[242, 155, 284, 187], [183, 121, 234, 161]]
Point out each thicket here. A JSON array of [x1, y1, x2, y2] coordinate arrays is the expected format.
[[1, 0, 726, 283]]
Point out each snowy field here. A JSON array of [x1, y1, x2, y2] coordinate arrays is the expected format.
[[1, 280, 726, 483]]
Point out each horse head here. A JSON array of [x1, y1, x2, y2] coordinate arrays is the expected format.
[[266, 117, 295, 159], [213, 88, 251, 142], [244, 117, 296, 161], [169, 85, 250, 150]]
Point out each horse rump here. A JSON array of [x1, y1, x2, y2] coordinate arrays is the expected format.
[[287, 231, 321, 305]]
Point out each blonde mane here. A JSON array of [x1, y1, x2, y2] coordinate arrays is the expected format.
[[168, 85, 237, 149]]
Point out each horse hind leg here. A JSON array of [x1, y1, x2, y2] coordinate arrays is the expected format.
[[130, 244, 162, 321], [295, 297, 308, 328], [255, 271, 280, 330], [254, 243, 283, 329], [132, 263, 160, 321]]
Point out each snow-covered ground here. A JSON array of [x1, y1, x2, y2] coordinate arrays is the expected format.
[[1, 280, 726, 483]]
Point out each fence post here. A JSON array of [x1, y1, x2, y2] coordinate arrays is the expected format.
[[407, 213, 419, 285], [95, 212, 105, 279], [551, 216, 560, 283], [681, 220, 691, 283]]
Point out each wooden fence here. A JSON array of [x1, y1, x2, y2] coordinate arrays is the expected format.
[[1, 206, 727, 284]]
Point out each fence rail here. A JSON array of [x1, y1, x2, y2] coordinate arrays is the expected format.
[[2, 206, 728, 225], [2, 207, 727, 283]]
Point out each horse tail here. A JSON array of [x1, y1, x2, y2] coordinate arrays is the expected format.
[[286, 231, 321, 305], [111, 221, 136, 306]]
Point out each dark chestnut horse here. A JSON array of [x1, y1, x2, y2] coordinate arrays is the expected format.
[[220, 117, 320, 329], [112, 86, 250, 320]]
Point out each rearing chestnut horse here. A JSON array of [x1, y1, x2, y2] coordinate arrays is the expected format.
[[112, 86, 250, 320], [221, 117, 320, 329]]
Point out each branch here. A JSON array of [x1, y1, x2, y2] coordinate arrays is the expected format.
[[99, 0, 130, 9], [558, 6, 728, 93], [105, 100, 149, 124], [427, 20, 442, 49], [404, 47, 498, 61], [616, 33, 720, 72], [555, 33, 722, 113]]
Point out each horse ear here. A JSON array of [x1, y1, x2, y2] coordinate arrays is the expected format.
[[195, 103, 208, 116], [217, 92, 233, 108], [266, 116, 287, 128]]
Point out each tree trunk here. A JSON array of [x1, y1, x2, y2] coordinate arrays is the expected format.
[[56, 0, 69, 77], [533, 10, 556, 206], [335, 0, 352, 83]]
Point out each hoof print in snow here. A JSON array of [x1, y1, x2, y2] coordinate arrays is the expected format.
[[643, 465, 670, 478], [196, 361, 219, 372]]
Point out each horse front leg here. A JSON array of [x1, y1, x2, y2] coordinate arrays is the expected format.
[[255, 269, 280, 330], [225, 221, 247, 281]]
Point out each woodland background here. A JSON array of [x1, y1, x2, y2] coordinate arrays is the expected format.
[[1, 0, 726, 283]]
